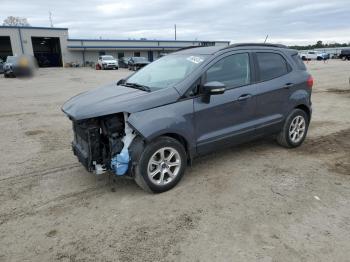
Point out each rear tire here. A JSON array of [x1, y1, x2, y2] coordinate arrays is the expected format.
[[277, 109, 309, 148], [134, 136, 187, 193]]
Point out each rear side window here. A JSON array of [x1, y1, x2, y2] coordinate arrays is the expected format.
[[291, 54, 306, 70], [206, 53, 250, 89], [256, 52, 289, 81]]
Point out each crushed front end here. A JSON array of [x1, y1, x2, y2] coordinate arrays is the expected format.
[[70, 113, 135, 176]]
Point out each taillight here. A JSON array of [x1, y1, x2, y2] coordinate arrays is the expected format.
[[307, 76, 314, 88]]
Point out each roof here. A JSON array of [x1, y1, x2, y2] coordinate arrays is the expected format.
[[68, 38, 230, 43], [67, 45, 192, 50], [174, 43, 293, 55], [0, 25, 68, 30], [0, 25, 230, 44]]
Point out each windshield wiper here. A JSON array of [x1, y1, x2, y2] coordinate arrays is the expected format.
[[122, 82, 151, 92]]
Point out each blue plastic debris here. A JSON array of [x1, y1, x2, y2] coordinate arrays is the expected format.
[[111, 148, 130, 176]]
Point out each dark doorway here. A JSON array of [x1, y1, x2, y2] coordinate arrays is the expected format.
[[0, 36, 13, 61], [148, 51, 154, 62], [31, 37, 62, 67]]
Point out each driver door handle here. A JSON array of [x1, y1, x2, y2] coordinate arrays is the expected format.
[[237, 94, 252, 101]]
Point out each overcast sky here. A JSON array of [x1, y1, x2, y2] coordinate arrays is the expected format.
[[1, 0, 350, 45]]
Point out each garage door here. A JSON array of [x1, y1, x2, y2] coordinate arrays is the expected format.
[[0, 36, 13, 61]]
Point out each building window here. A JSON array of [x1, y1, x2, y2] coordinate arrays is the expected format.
[[134, 52, 140, 57], [200, 41, 215, 46], [118, 52, 124, 59], [99, 51, 106, 56]]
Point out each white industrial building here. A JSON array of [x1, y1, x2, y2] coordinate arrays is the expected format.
[[0, 25, 230, 67]]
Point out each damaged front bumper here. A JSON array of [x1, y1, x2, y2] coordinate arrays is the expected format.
[[71, 112, 136, 177]]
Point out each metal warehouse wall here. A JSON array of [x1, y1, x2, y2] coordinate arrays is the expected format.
[[0, 26, 230, 67], [0, 27, 69, 65], [0, 27, 23, 56]]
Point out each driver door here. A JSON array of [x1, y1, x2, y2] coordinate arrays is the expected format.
[[194, 52, 258, 154]]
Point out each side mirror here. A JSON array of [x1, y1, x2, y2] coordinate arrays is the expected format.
[[117, 78, 126, 85], [203, 81, 226, 95], [201, 81, 225, 103]]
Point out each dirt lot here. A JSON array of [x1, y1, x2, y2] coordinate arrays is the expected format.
[[0, 60, 349, 262]]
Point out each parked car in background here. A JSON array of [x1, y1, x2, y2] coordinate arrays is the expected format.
[[62, 43, 313, 193], [0, 59, 4, 74], [97, 55, 119, 70], [299, 51, 329, 61], [339, 49, 350, 60], [3, 55, 37, 78], [118, 57, 131, 68], [128, 57, 150, 71]]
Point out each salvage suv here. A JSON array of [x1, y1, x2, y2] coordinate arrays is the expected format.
[[62, 43, 313, 193], [97, 55, 119, 70]]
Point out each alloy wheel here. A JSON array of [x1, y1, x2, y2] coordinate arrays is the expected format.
[[147, 147, 181, 186], [289, 115, 306, 143]]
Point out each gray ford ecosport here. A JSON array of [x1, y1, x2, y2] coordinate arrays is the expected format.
[[62, 43, 313, 193]]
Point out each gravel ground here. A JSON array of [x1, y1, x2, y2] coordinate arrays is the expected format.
[[0, 60, 349, 262]]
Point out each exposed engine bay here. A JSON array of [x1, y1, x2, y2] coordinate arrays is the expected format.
[[71, 113, 136, 176]]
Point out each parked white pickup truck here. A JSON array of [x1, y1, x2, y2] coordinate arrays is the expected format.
[[97, 55, 119, 70], [299, 51, 329, 61]]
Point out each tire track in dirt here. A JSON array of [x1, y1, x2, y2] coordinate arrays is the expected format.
[[115, 209, 203, 262], [0, 163, 80, 184], [0, 184, 106, 226], [297, 128, 350, 175], [300, 128, 350, 155]]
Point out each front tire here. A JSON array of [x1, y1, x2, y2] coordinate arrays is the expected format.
[[277, 109, 309, 148], [134, 136, 187, 193]]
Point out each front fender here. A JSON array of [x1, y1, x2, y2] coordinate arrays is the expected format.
[[127, 99, 195, 153]]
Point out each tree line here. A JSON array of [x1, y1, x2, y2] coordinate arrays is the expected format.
[[289, 41, 350, 50]]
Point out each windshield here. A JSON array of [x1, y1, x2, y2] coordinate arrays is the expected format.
[[102, 56, 114, 60], [6, 56, 16, 63], [132, 57, 148, 62], [126, 54, 208, 91]]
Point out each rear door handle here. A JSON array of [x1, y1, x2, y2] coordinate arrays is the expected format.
[[237, 94, 252, 101]]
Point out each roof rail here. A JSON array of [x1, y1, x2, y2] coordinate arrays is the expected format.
[[223, 43, 288, 50]]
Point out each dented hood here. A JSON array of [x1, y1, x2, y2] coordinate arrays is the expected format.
[[62, 83, 180, 121]]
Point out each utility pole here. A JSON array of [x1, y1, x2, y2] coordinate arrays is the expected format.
[[264, 34, 269, 43], [49, 11, 53, 27], [174, 24, 177, 41]]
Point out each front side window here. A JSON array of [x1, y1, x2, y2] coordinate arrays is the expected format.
[[205, 53, 250, 89], [256, 52, 289, 81], [126, 54, 208, 91]]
